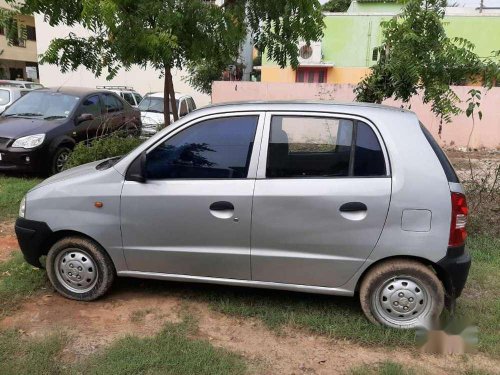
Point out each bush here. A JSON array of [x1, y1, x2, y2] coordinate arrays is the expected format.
[[65, 135, 144, 170]]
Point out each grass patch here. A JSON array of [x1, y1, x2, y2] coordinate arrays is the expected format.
[[0, 329, 65, 375], [0, 175, 41, 219], [349, 360, 419, 375], [0, 252, 48, 317], [77, 320, 246, 375]]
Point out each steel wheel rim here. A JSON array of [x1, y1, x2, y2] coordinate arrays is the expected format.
[[54, 248, 98, 293], [55, 150, 70, 172], [372, 276, 431, 328]]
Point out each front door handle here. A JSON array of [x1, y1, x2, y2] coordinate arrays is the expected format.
[[210, 201, 234, 211], [339, 202, 367, 212]]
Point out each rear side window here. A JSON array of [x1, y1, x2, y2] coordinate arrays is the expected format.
[[103, 94, 123, 113], [123, 92, 135, 106], [266, 116, 387, 178], [420, 123, 459, 183]]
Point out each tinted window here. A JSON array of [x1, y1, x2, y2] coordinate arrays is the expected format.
[[133, 93, 143, 105], [354, 122, 386, 176], [103, 94, 123, 113], [146, 116, 258, 180], [123, 92, 135, 105], [420, 123, 459, 182], [80, 95, 101, 117], [267, 116, 353, 178]]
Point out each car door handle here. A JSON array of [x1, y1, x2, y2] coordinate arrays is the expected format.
[[339, 202, 367, 212], [210, 201, 234, 211]]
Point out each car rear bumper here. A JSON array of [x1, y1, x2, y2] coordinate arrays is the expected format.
[[15, 217, 53, 268], [436, 244, 471, 301]]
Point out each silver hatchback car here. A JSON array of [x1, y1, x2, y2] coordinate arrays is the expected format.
[[15, 102, 471, 329]]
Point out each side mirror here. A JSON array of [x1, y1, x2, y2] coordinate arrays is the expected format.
[[76, 113, 94, 124], [125, 151, 147, 183]]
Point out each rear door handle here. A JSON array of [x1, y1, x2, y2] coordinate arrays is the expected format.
[[339, 202, 367, 212], [209, 201, 234, 211]]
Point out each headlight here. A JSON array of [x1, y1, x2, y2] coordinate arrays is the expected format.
[[12, 134, 45, 149], [19, 196, 26, 218]]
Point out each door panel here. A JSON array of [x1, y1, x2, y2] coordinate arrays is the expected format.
[[251, 178, 391, 287], [251, 113, 391, 288], [73, 95, 104, 142], [121, 180, 254, 279], [121, 114, 263, 280]]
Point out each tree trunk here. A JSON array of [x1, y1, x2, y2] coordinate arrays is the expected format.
[[163, 71, 171, 127], [167, 68, 179, 123]]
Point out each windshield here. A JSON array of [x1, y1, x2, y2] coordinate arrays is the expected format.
[[0, 89, 10, 105], [138, 97, 179, 114], [2, 91, 80, 119]]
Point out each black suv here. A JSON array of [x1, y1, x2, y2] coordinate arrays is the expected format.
[[0, 87, 141, 175]]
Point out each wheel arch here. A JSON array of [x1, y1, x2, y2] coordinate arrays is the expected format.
[[355, 255, 452, 309]]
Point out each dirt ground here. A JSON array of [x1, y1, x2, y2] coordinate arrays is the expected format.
[[1, 150, 498, 374], [1, 225, 499, 375]]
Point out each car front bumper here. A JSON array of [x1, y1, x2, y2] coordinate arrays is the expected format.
[[0, 146, 48, 173], [15, 217, 53, 268]]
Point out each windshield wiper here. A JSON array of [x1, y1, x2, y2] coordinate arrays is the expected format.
[[4, 112, 43, 118], [141, 109, 163, 113], [43, 115, 67, 120]]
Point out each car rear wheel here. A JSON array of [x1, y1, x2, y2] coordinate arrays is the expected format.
[[46, 236, 115, 301], [50, 146, 72, 175], [359, 259, 444, 329]]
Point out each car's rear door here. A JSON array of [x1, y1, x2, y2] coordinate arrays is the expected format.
[[251, 112, 391, 288], [120, 112, 264, 279]]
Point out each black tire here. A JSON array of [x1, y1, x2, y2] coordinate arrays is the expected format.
[[46, 236, 115, 301], [359, 259, 444, 329], [49, 146, 72, 175]]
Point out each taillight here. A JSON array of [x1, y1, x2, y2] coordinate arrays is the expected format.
[[449, 192, 468, 247]]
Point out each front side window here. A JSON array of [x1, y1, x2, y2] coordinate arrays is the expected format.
[[146, 116, 258, 180], [267, 116, 353, 178], [133, 93, 143, 105], [123, 92, 135, 106], [79, 95, 101, 117]]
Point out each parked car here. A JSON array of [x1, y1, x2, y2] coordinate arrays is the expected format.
[[0, 87, 141, 175], [138, 92, 196, 136], [97, 86, 143, 107], [0, 86, 31, 114], [0, 79, 44, 90], [15, 102, 470, 329]]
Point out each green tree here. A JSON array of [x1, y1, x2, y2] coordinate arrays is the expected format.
[[354, 0, 500, 123], [7, 0, 324, 126], [322, 0, 351, 13]]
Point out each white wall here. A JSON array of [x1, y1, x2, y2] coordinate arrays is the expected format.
[[34, 14, 211, 107]]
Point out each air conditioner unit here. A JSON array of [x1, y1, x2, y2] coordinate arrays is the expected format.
[[298, 41, 323, 65]]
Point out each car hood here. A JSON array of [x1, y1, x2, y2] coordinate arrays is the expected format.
[[32, 160, 104, 190], [0, 117, 65, 138]]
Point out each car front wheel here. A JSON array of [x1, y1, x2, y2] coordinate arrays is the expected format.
[[50, 146, 72, 175], [46, 236, 115, 301], [359, 259, 444, 329]]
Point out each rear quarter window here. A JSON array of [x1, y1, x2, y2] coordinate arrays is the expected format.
[[420, 123, 459, 183]]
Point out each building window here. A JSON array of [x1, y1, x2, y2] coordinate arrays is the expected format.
[[296, 68, 327, 83], [372, 48, 379, 62], [26, 26, 36, 41]]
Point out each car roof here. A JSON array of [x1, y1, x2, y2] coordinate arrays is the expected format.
[[40, 87, 117, 97], [146, 92, 188, 100]]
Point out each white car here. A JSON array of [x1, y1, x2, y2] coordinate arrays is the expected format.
[[138, 92, 196, 136], [0, 80, 44, 90], [96, 86, 143, 107], [0, 87, 31, 113]]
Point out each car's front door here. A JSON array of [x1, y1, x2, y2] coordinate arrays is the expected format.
[[73, 95, 104, 142], [251, 113, 391, 288], [120, 113, 263, 280]]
